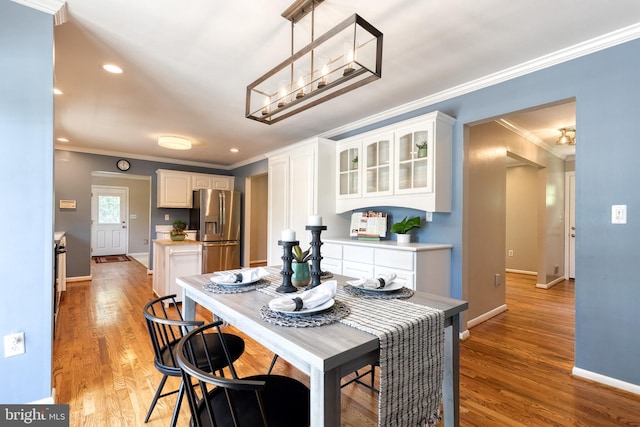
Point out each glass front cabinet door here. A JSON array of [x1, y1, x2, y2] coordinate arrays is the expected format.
[[363, 132, 393, 197], [337, 141, 361, 198], [394, 121, 435, 195]]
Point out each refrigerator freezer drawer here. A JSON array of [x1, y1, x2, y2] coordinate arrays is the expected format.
[[202, 241, 240, 273]]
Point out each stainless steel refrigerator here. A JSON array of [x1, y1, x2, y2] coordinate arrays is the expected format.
[[190, 189, 241, 273]]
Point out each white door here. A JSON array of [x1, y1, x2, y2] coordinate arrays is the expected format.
[[92, 186, 129, 256], [568, 172, 576, 279]]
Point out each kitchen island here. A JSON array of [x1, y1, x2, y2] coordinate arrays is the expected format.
[[152, 239, 202, 302]]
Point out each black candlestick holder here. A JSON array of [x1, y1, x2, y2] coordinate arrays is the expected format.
[[305, 225, 327, 289], [277, 240, 298, 293]]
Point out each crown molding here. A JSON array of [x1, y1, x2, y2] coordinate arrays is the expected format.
[[55, 145, 232, 170], [11, 0, 67, 24], [321, 22, 640, 140]]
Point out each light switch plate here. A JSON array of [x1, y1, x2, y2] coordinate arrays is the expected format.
[[4, 332, 25, 358], [612, 205, 627, 224]]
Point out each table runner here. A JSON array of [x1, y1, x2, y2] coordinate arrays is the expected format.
[[257, 267, 444, 427]]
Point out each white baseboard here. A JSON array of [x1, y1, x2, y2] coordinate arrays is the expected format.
[[536, 276, 564, 289], [467, 304, 508, 329], [506, 269, 537, 275], [30, 389, 55, 404], [460, 329, 470, 340], [66, 275, 92, 283], [572, 367, 640, 396]]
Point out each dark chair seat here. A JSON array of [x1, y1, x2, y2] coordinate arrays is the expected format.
[[192, 374, 310, 427], [177, 321, 311, 427]]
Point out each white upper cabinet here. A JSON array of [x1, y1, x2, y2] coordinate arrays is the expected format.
[[335, 111, 454, 213], [363, 131, 393, 197], [157, 169, 234, 208], [336, 140, 361, 199]]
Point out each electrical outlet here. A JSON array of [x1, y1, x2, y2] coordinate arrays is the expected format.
[[494, 273, 500, 287], [4, 332, 25, 358], [164, 214, 170, 221], [508, 250, 514, 257]]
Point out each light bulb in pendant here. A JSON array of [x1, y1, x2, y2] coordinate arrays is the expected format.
[[262, 95, 270, 115], [318, 58, 329, 89], [277, 80, 288, 108], [343, 42, 355, 76]]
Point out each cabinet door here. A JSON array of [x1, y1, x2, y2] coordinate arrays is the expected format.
[[363, 132, 393, 197], [212, 176, 233, 190], [336, 140, 361, 199], [394, 120, 435, 195], [289, 148, 315, 249], [157, 171, 192, 208], [192, 174, 214, 190]]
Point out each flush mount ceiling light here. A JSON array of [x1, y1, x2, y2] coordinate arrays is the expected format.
[[246, 0, 383, 125], [158, 136, 192, 150], [556, 127, 576, 145], [102, 63, 123, 74]]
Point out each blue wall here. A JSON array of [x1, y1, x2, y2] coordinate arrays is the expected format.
[[0, 1, 54, 403]]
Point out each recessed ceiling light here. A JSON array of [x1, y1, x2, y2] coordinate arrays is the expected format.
[[56, 137, 69, 142], [53, 88, 63, 95], [230, 148, 239, 153], [102, 64, 123, 74], [158, 136, 192, 150]]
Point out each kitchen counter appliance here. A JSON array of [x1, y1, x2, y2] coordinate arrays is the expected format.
[[190, 189, 240, 273]]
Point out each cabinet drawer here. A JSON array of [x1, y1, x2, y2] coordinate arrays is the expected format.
[[323, 243, 342, 259], [322, 258, 342, 275], [342, 261, 374, 279], [343, 246, 374, 264], [374, 248, 414, 270], [375, 266, 415, 290]]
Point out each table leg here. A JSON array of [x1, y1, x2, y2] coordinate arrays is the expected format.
[[309, 367, 341, 427], [181, 290, 196, 321], [443, 314, 460, 427]]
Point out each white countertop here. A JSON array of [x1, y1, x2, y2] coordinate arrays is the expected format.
[[153, 239, 202, 247], [323, 237, 452, 252]]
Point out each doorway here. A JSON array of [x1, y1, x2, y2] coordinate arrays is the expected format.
[[91, 185, 129, 256], [243, 173, 268, 267]]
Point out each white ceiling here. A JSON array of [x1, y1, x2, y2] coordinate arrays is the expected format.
[[49, 0, 640, 168]]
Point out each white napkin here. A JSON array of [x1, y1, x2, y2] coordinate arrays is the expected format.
[[212, 267, 269, 284], [268, 280, 337, 312], [347, 273, 397, 289]]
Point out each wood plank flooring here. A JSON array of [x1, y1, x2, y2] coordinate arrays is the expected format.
[[53, 261, 640, 426]]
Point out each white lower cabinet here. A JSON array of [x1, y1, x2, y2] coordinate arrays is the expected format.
[[153, 240, 202, 303], [322, 238, 452, 296]]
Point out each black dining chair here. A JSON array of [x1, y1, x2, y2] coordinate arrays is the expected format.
[[143, 294, 245, 427], [176, 321, 311, 427]]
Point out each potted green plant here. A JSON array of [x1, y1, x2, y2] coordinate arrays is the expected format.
[[416, 141, 428, 158], [390, 216, 422, 244], [170, 220, 187, 241], [292, 245, 311, 287]]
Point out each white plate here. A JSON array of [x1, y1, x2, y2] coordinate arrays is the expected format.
[[350, 281, 404, 293], [275, 298, 335, 315]]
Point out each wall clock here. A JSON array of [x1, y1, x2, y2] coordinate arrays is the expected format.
[[116, 159, 131, 171]]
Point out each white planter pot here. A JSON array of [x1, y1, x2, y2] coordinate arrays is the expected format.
[[396, 233, 411, 244]]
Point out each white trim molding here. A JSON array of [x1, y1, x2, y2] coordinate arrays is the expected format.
[[572, 367, 640, 396], [536, 276, 565, 289], [506, 268, 537, 276], [66, 275, 92, 283], [467, 304, 508, 329], [11, 0, 67, 24]]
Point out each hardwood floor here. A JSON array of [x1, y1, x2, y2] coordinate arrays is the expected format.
[[53, 261, 640, 426]]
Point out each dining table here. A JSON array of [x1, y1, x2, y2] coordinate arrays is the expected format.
[[177, 267, 468, 427]]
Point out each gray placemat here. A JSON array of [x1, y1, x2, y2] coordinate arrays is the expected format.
[[203, 279, 271, 294], [259, 300, 350, 327], [343, 284, 414, 299]]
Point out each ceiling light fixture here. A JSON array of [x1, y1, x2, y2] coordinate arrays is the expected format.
[[53, 88, 63, 95], [556, 127, 576, 145], [56, 137, 69, 142], [158, 136, 192, 150], [102, 64, 123, 74], [246, 0, 383, 125]]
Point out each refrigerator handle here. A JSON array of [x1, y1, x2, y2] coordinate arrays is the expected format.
[[219, 191, 225, 236]]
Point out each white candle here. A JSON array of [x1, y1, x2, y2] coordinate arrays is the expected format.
[[281, 229, 296, 241], [308, 215, 322, 226]]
